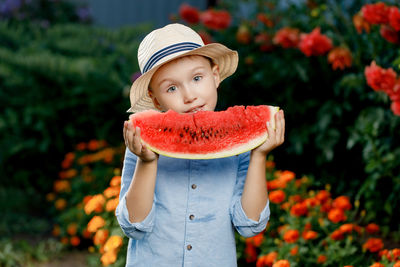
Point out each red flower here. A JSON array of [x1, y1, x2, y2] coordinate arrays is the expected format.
[[370, 263, 385, 267], [315, 190, 331, 203], [390, 7, 400, 31], [200, 9, 231, 30], [298, 28, 333, 57], [255, 32, 274, 52], [283, 229, 300, 243], [332, 196, 352, 211], [362, 2, 390, 25], [365, 223, 380, 234], [269, 190, 286, 204], [328, 47, 352, 70], [244, 241, 258, 263], [272, 260, 290, 267], [273, 27, 300, 48], [380, 25, 400, 44], [391, 101, 400, 116], [327, 208, 347, 223], [353, 13, 371, 34], [247, 232, 265, 247], [290, 202, 308, 217], [363, 238, 384, 253], [365, 61, 397, 93], [179, 4, 200, 24]]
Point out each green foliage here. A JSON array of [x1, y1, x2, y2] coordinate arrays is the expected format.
[[0, 21, 151, 231], [176, 0, 400, 229]]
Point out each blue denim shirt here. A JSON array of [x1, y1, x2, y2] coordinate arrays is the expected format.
[[116, 148, 270, 267]]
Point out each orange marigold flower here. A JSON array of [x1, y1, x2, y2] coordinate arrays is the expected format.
[[339, 223, 355, 234], [298, 27, 333, 57], [290, 245, 298, 256], [84, 194, 106, 215], [245, 241, 258, 263], [105, 197, 119, 212], [273, 27, 300, 48], [289, 194, 302, 203], [46, 192, 56, 202], [52, 224, 60, 237], [87, 216, 106, 233], [304, 197, 319, 207], [320, 201, 332, 213], [330, 229, 344, 241], [392, 248, 400, 260], [328, 47, 352, 70], [302, 230, 318, 240], [94, 229, 109, 245], [61, 152, 75, 169], [75, 142, 87, 150], [290, 202, 308, 217], [257, 251, 278, 267], [315, 190, 331, 203], [55, 198, 67, 210], [366, 223, 380, 234], [247, 231, 265, 247], [88, 140, 100, 151], [67, 223, 78, 236], [328, 208, 347, 223], [370, 263, 385, 267], [53, 180, 70, 193], [353, 13, 371, 34], [332, 196, 352, 210], [82, 227, 92, 239], [362, 2, 389, 25], [59, 169, 78, 179], [257, 13, 273, 27], [393, 262, 400, 267], [269, 190, 286, 204], [70, 236, 80, 246], [272, 259, 290, 267], [317, 255, 327, 264], [267, 179, 286, 190], [100, 250, 117, 266], [104, 236, 123, 252], [265, 160, 276, 169], [304, 222, 312, 231], [363, 238, 384, 253], [103, 186, 120, 199], [283, 229, 300, 243], [279, 170, 296, 183], [110, 176, 121, 187], [60, 237, 69, 245]]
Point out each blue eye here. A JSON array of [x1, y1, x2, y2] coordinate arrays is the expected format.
[[193, 76, 202, 82], [167, 85, 177, 93]]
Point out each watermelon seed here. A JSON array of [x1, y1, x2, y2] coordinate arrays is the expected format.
[[180, 133, 183, 138], [164, 127, 168, 132]]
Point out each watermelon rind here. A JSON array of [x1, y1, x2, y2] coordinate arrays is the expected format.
[[138, 106, 280, 159]]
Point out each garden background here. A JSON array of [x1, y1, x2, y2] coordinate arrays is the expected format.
[[1, 0, 400, 266]]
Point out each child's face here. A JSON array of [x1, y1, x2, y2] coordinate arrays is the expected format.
[[148, 55, 220, 113]]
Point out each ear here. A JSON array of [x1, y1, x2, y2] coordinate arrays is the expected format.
[[148, 89, 163, 111], [211, 64, 221, 88]]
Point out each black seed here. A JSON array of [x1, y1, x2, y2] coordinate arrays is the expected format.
[[164, 127, 168, 132], [180, 133, 183, 138]]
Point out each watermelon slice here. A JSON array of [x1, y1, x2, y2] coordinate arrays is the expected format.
[[129, 105, 279, 159]]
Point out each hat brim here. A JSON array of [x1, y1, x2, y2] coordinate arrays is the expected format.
[[127, 43, 238, 113]]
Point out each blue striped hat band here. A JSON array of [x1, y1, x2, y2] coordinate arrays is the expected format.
[[142, 42, 202, 73]]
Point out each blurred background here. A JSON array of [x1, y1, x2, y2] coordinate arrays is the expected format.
[[1, 0, 399, 266]]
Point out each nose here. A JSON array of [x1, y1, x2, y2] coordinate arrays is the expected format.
[[181, 86, 197, 104]]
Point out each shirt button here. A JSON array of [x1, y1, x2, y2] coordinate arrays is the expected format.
[[187, 244, 192, 251], [191, 184, 197, 189], [189, 214, 195, 220]]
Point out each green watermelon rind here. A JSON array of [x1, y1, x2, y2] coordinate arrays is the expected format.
[[139, 106, 280, 159]]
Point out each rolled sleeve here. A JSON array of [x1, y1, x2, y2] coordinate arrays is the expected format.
[[115, 194, 156, 240], [115, 148, 156, 240], [230, 152, 270, 237]]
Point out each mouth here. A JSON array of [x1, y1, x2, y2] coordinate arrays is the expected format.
[[185, 105, 205, 113]]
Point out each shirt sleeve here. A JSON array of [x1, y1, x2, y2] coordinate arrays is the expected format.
[[229, 152, 270, 238], [115, 148, 156, 240]]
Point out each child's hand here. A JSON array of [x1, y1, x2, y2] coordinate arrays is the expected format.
[[123, 121, 159, 162], [252, 109, 285, 156]]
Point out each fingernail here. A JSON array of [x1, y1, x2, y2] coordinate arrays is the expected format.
[[267, 122, 270, 127]]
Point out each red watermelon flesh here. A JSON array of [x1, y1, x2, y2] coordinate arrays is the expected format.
[[129, 105, 279, 159]]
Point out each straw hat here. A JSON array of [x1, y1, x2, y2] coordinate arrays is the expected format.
[[127, 23, 238, 113]]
